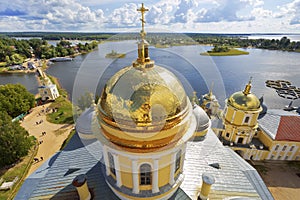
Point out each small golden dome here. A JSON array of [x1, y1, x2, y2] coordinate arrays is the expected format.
[[227, 91, 261, 111], [227, 78, 261, 111]]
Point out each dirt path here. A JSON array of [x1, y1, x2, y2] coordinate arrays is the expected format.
[[21, 103, 74, 177], [253, 161, 300, 200]]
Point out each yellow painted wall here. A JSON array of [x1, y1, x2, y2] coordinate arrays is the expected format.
[[159, 165, 171, 186], [121, 171, 133, 188], [224, 106, 234, 122], [257, 130, 273, 148], [233, 111, 244, 124]]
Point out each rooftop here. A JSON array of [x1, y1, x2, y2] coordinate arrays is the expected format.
[[258, 109, 300, 141], [16, 107, 273, 200]]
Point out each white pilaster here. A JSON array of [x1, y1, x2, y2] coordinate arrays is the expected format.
[[152, 159, 159, 193], [275, 145, 281, 159], [290, 146, 298, 160], [132, 159, 139, 194], [103, 146, 110, 176], [169, 153, 176, 185], [113, 154, 122, 187], [231, 110, 236, 123]]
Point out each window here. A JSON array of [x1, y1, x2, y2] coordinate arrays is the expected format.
[[290, 146, 294, 151], [238, 137, 244, 144], [108, 152, 115, 176], [175, 150, 182, 173], [275, 145, 279, 151], [278, 155, 281, 160], [140, 164, 151, 185], [226, 133, 230, 138], [282, 146, 287, 151], [244, 116, 250, 123], [270, 155, 274, 160], [285, 156, 289, 160]]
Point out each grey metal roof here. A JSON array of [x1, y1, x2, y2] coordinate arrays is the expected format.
[[211, 117, 224, 129], [181, 131, 273, 200], [16, 108, 273, 200], [258, 109, 298, 140]]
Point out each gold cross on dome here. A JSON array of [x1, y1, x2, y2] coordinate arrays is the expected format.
[[137, 3, 149, 39]]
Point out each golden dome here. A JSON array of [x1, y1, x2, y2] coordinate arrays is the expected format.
[[96, 64, 192, 150], [227, 91, 261, 111], [96, 3, 195, 151], [227, 79, 261, 111], [98, 65, 187, 123]]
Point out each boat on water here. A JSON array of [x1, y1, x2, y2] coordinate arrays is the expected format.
[[49, 57, 73, 62]]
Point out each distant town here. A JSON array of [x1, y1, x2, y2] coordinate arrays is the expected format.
[[0, 32, 299, 70]]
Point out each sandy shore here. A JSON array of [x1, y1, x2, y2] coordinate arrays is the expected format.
[[21, 103, 74, 177]]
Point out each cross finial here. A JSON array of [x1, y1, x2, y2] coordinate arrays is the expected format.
[[137, 3, 149, 40], [243, 76, 253, 95]]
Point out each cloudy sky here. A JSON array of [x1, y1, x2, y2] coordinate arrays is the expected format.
[[0, 0, 299, 33]]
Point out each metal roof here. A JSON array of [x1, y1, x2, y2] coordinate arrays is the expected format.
[[16, 107, 273, 200], [276, 116, 300, 141], [258, 109, 300, 141]]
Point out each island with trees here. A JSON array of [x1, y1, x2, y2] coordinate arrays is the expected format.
[[105, 50, 126, 58], [200, 45, 249, 56]]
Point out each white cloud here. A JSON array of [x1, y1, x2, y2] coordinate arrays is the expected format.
[[0, 0, 105, 31], [273, 0, 300, 25], [0, 0, 299, 32], [194, 0, 255, 23], [251, 8, 272, 19], [106, 3, 139, 27]]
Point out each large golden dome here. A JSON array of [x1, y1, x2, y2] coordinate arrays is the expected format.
[[96, 63, 193, 151], [98, 64, 188, 124], [95, 3, 197, 151], [227, 79, 261, 111]]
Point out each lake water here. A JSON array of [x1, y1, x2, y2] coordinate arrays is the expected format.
[[0, 73, 38, 94], [1, 41, 300, 109]]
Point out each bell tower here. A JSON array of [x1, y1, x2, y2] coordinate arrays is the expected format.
[[222, 78, 262, 145], [95, 3, 209, 200]]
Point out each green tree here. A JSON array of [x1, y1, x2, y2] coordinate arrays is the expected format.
[[0, 84, 35, 118], [0, 112, 33, 167], [10, 53, 24, 65]]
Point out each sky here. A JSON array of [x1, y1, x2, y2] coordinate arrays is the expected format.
[[0, 0, 299, 33]]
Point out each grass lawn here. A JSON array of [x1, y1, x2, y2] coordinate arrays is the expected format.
[[0, 140, 38, 200], [0, 67, 8, 73], [45, 75, 74, 124], [46, 96, 74, 124], [200, 48, 249, 56]]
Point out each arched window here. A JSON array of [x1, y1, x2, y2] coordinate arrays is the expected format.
[[108, 152, 115, 176], [140, 164, 151, 185], [238, 137, 244, 144], [175, 150, 182, 173]]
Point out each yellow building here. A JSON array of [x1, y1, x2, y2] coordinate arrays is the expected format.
[[256, 110, 300, 160], [221, 79, 262, 145], [213, 79, 300, 161]]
